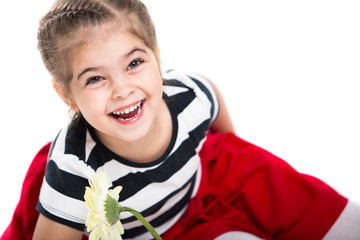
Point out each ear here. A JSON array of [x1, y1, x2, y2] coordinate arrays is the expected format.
[[52, 79, 77, 110]]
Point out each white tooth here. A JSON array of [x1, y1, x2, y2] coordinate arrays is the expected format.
[[130, 106, 134, 112], [125, 109, 130, 114], [121, 111, 124, 114], [116, 112, 120, 115], [134, 105, 138, 110], [137, 102, 141, 107]]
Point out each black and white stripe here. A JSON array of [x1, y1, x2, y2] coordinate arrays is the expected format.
[[37, 70, 219, 238]]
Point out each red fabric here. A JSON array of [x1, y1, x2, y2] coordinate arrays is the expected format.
[[0, 143, 88, 240], [162, 132, 347, 240], [1, 143, 50, 240], [1, 133, 347, 240]]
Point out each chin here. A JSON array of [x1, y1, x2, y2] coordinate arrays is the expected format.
[[114, 123, 152, 143]]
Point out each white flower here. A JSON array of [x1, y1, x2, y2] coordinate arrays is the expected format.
[[84, 172, 162, 240], [84, 172, 124, 240]]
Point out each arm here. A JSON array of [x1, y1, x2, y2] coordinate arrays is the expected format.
[[33, 214, 83, 240], [201, 75, 235, 133]]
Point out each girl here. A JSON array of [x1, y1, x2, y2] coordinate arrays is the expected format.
[[33, 0, 234, 239], [27, 0, 358, 239]]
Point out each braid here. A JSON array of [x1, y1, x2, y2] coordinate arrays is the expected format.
[[38, 0, 114, 82], [37, 0, 158, 87]]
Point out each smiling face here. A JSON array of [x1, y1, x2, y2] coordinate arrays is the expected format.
[[59, 25, 165, 147]]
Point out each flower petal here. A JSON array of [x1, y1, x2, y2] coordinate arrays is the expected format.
[[110, 226, 123, 240], [94, 172, 110, 191], [99, 223, 111, 240], [115, 220, 124, 235], [108, 186, 123, 201], [85, 212, 98, 232], [88, 226, 100, 240], [84, 172, 125, 239]]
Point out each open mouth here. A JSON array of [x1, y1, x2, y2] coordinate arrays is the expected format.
[[110, 100, 144, 121]]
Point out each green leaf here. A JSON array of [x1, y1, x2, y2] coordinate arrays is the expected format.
[[104, 194, 121, 224]]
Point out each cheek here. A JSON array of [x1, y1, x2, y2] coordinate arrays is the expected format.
[[147, 77, 163, 101], [148, 68, 163, 94], [75, 92, 106, 115], [138, 68, 162, 98]]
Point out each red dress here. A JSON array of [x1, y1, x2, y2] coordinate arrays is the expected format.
[[1, 132, 347, 240]]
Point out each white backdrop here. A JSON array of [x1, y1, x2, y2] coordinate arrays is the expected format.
[[1, 0, 359, 234]]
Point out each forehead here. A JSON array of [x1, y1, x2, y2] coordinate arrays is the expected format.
[[73, 21, 143, 51], [68, 24, 147, 66]]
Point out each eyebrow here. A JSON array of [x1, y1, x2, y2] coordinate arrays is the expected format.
[[127, 47, 147, 58], [76, 47, 148, 81]]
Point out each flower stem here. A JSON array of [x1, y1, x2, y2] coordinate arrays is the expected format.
[[120, 206, 162, 240]]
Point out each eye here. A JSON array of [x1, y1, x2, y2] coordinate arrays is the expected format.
[[86, 76, 104, 85], [127, 59, 144, 70]]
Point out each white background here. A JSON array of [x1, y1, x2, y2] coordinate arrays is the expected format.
[[1, 0, 359, 234]]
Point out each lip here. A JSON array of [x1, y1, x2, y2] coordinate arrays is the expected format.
[[111, 100, 143, 114], [109, 99, 145, 125]]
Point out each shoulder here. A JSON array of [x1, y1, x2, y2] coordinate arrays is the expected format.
[[163, 69, 219, 108], [37, 118, 95, 231], [162, 69, 220, 127], [47, 117, 98, 181], [163, 69, 214, 92]]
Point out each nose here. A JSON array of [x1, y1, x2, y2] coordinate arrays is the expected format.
[[111, 75, 136, 99]]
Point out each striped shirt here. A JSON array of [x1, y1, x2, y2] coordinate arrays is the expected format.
[[37, 70, 219, 239]]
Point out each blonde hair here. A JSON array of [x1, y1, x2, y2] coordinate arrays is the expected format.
[[37, 0, 158, 88]]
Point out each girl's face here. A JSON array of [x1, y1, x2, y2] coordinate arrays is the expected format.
[[64, 27, 164, 145]]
